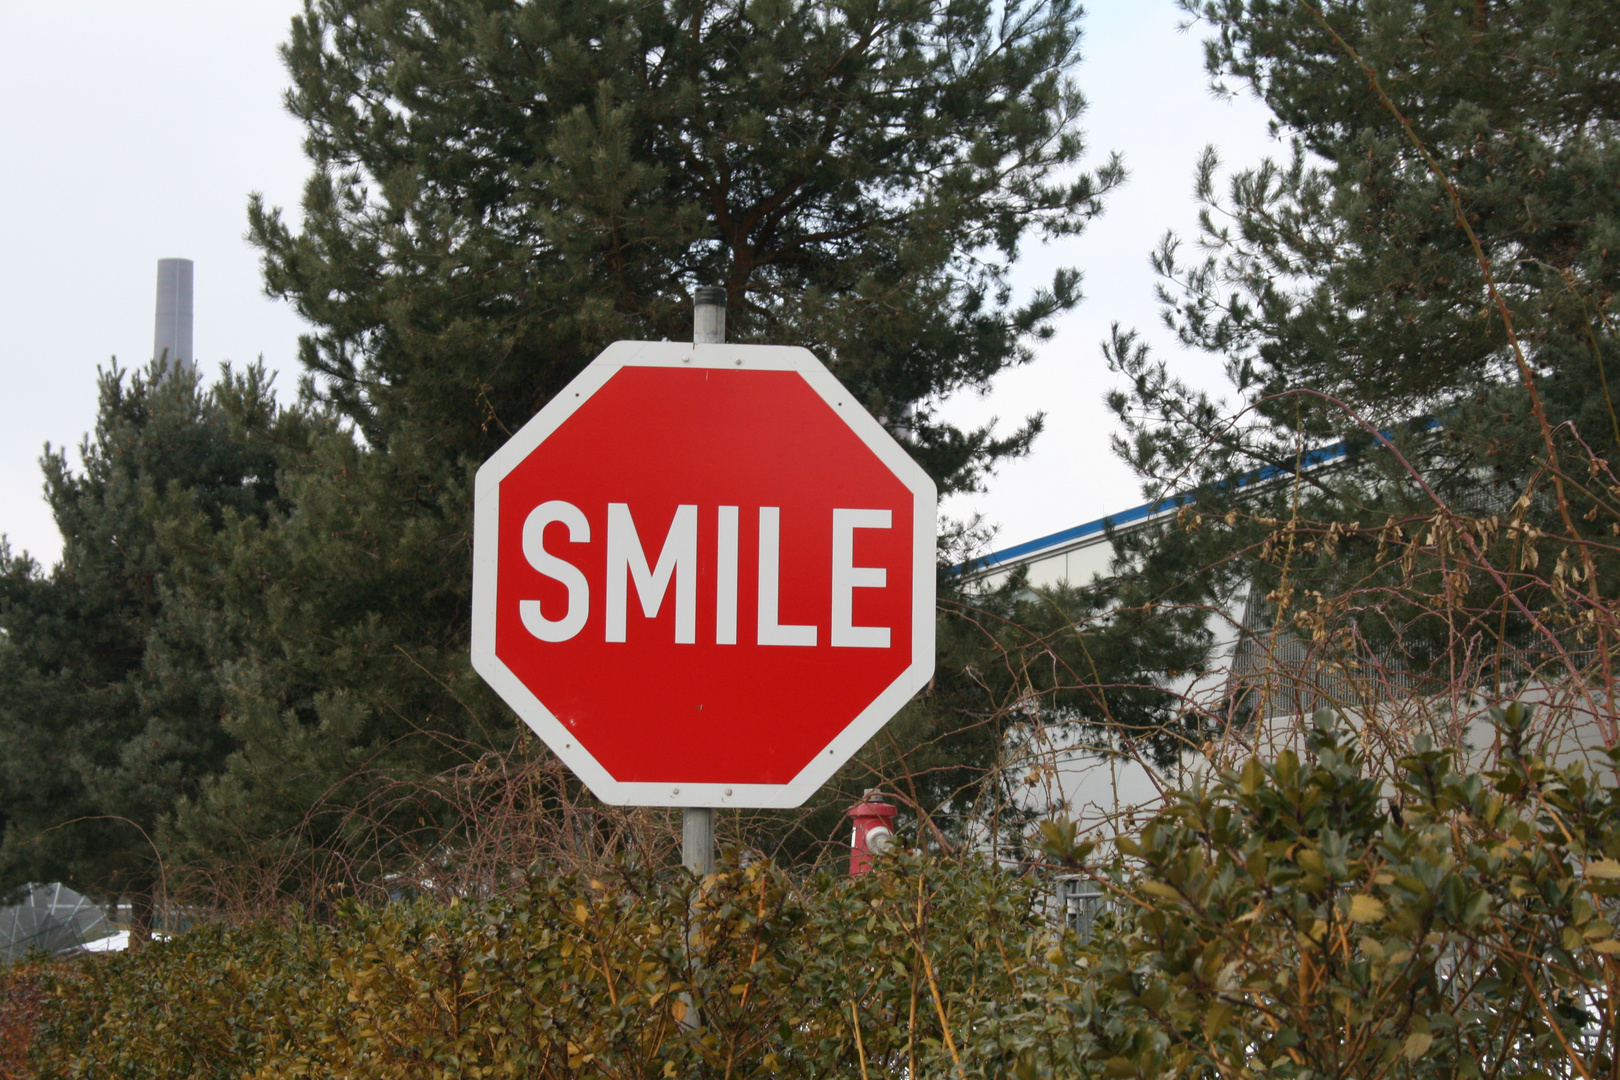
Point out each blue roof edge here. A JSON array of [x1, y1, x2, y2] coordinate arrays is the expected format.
[[958, 495, 1188, 573], [952, 425, 1420, 575]]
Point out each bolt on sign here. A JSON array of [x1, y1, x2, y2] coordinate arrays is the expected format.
[[471, 340, 937, 808]]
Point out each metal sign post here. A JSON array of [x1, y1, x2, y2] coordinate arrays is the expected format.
[[684, 286, 726, 877]]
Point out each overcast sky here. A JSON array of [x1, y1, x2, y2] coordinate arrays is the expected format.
[[0, 1, 1276, 569]]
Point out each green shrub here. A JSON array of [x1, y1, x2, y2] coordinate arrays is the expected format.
[[33, 921, 329, 1080], [1016, 706, 1620, 1079], [31, 707, 1620, 1080], [31, 860, 1055, 1079]]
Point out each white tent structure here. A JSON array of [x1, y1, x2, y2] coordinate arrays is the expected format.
[[0, 882, 117, 960]]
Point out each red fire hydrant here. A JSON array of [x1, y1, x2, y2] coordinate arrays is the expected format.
[[848, 790, 898, 876]]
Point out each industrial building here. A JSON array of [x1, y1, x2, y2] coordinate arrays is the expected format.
[[153, 256, 193, 374]]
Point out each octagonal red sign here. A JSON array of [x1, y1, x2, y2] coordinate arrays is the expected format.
[[471, 341, 936, 807]]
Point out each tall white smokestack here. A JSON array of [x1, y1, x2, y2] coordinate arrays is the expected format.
[[153, 258, 193, 374]]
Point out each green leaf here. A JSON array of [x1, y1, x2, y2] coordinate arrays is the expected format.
[[1139, 881, 1182, 902], [1345, 895, 1386, 923], [1240, 758, 1265, 796]]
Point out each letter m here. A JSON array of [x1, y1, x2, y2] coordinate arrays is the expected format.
[[605, 503, 697, 643]]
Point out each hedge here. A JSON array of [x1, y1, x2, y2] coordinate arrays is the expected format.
[[26, 709, 1620, 1079]]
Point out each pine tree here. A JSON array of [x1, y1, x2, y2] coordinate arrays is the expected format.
[[1095, 0, 1620, 722], [164, 0, 1124, 883], [250, 0, 1120, 489], [0, 362, 295, 927], [1124, 0, 1619, 505]]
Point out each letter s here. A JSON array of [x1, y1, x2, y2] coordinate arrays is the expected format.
[[520, 501, 590, 642]]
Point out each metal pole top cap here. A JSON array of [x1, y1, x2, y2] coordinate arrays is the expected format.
[[692, 285, 727, 307]]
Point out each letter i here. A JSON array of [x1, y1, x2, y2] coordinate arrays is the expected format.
[[716, 506, 738, 644]]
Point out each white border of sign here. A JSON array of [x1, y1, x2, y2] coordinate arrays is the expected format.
[[471, 340, 938, 808]]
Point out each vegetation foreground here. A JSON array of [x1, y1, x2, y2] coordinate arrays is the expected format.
[[8, 712, 1616, 1079], [2, 2, 1618, 1075]]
